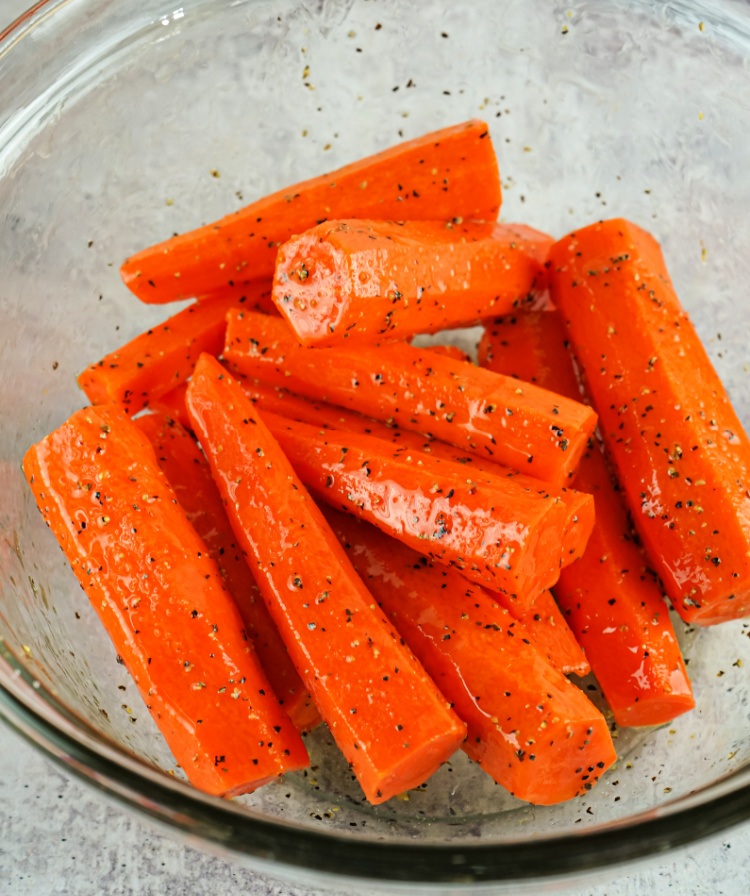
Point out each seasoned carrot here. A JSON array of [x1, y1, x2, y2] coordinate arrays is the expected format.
[[259, 411, 592, 603], [423, 344, 473, 364], [273, 220, 551, 346], [77, 281, 269, 415], [323, 508, 616, 804], [121, 121, 501, 305], [195, 279, 278, 315], [185, 354, 466, 804], [152, 374, 592, 570], [157, 366, 587, 671], [517, 589, 590, 678], [480, 311, 695, 725], [147, 382, 192, 429], [134, 414, 320, 732], [549, 218, 750, 626], [23, 405, 308, 796], [224, 311, 597, 486]]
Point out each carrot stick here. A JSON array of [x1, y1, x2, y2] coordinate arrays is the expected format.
[[422, 344, 473, 364], [121, 120, 502, 305], [195, 279, 278, 315], [549, 218, 750, 626], [185, 354, 467, 804], [77, 281, 270, 415], [323, 508, 616, 804], [134, 414, 320, 732], [258, 411, 592, 603], [152, 374, 592, 570], [273, 220, 551, 346], [148, 382, 191, 429], [480, 311, 695, 725], [23, 404, 309, 796], [517, 589, 590, 677], [223, 310, 597, 486]]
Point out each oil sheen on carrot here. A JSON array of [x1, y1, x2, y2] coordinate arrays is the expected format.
[[324, 508, 616, 804], [121, 120, 502, 304], [480, 310, 695, 725], [273, 220, 551, 346], [185, 353, 467, 804], [135, 413, 320, 732], [23, 404, 309, 796], [549, 218, 750, 626], [224, 310, 597, 486]]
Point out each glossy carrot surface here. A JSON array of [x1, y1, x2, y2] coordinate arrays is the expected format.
[[273, 220, 551, 346], [480, 311, 695, 725], [185, 354, 466, 804], [517, 589, 590, 678], [549, 219, 750, 626], [224, 311, 597, 486], [324, 508, 616, 804], [261, 412, 592, 603], [121, 120, 501, 305], [135, 414, 320, 732], [152, 374, 593, 573], [423, 344, 473, 364], [77, 283, 268, 415], [23, 405, 308, 796], [195, 279, 279, 315]]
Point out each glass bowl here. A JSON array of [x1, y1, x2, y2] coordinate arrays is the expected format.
[[2, 0, 750, 890]]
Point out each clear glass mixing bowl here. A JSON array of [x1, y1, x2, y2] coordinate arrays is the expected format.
[[1, 0, 749, 890]]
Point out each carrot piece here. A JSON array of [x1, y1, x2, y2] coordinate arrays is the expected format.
[[422, 344, 473, 364], [121, 120, 502, 305], [23, 405, 309, 796], [152, 374, 592, 570], [134, 414, 320, 732], [223, 311, 597, 486], [549, 218, 750, 626], [323, 508, 616, 804], [148, 382, 192, 429], [273, 220, 551, 346], [77, 281, 269, 415], [258, 411, 592, 603], [153, 356, 587, 673], [480, 311, 695, 725], [195, 279, 278, 315], [185, 354, 467, 804], [517, 589, 590, 678]]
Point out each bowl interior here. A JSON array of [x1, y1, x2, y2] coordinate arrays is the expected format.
[[1, 0, 750, 883]]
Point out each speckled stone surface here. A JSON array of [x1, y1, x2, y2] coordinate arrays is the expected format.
[[1, 722, 748, 896]]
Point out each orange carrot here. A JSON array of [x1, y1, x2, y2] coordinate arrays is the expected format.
[[134, 413, 320, 732], [224, 310, 597, 486], [273, 220, 551, 346], [23, 404, 308, 796], [159, 361, 588, 673], [121, 121, 501, 305], [153, 374, 592, 573], [517, 589, 590, 677], [423, 344, 473, 364], [323, 508, 616, 804], [77, 281, 269, 415], [480, 311, 695, 725], [259, 411, 592, 603], [185, 354, 466, 804], [195, 279, 278, 315], [549, 218, 750, 626], [147, 382, 192, 429]]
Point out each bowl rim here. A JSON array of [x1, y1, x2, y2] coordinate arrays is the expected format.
[[3, 642, 750, 886], [2, 0, 750, 886]]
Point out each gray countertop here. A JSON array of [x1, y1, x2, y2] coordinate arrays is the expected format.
[[1, 721, 749, 895]]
